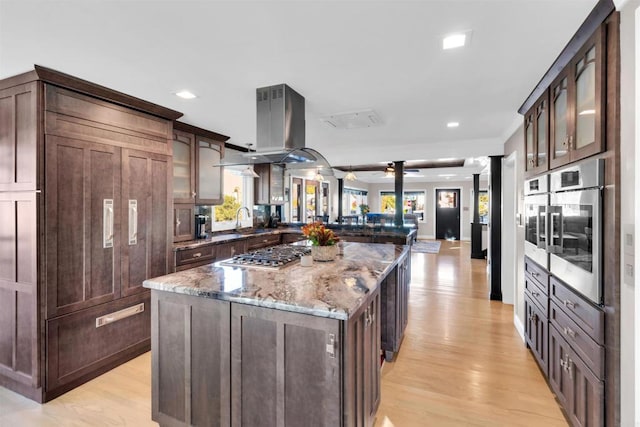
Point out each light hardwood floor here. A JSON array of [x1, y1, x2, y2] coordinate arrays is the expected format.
[[0, 240, 566, 426]]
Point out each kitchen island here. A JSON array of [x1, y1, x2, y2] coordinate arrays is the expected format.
[[143, 242, 409, 427]]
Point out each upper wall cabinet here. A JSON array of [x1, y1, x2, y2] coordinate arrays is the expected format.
[[172, 122, 228, 208], [195, 135, 224, 205], [524, 90, 550, 177], [550, 27, 605, 169], [254, 163, 285, 205]]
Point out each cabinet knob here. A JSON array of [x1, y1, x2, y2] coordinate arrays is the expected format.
[[530, 271, 539, 277], [563, 326, 576, 338], [192, 252, 202, 258], [192, 192, 197, 198], [532, 291, 539, 297]]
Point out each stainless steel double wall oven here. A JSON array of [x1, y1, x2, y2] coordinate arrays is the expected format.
[[524, 159, 604, 304]]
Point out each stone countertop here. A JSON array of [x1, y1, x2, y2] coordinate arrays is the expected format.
[[145, 242, 409, 320], [174, 226, 416, 251]]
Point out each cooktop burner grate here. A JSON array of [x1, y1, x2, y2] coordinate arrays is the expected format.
[[221, 244, 311, 269]]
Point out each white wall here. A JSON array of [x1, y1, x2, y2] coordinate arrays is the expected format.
[[618, 1, 639, 425], [367, 179, 487, 240], [501, 153, 517, 307], [502, 124, 526, 339]]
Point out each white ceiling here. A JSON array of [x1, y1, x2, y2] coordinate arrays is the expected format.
[[0, 0, 597, 182]]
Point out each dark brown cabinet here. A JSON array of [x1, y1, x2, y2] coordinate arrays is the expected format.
[[171, 123, 229, 243], [254, 163, 285, 205], [550, 27, 605, 169], [524, 294, 548, 375], [524, 90, 550, 177], [381, 251, 410, 361], [150, 286, 382, 427], [0, 67, 180, 402], [549, 325, 604, 427], [151, 291, 231, 427]]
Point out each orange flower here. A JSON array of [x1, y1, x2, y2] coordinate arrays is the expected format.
[[301, 222, 339, 246]]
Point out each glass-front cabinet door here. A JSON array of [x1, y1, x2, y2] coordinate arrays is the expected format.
[[172, 130, 195, 204], [572, 27, 604, 161], [550, 27, 604, 168], [550, 72, 571, 169], [195, 136, 224, 205], [524, 91, 549, 177]]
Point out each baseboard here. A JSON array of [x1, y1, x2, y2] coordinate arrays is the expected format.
[[417, 235, 435, 240], [514, 314, 525, 343]]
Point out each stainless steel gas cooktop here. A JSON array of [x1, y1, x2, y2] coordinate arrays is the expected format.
[[220, 244, 311, 269]]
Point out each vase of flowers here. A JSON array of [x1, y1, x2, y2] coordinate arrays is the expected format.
[[302, 222, 340, 262]]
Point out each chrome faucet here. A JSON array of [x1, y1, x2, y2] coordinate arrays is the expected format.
[[235, 207, 251, 229]]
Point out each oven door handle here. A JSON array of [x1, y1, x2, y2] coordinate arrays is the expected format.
[[547, 206, 563, 254], [536, 206, 546, 249]]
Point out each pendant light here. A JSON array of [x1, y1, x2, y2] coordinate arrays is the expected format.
[[344, 166, 357, 181], [241, 166, 260, 178], [314, 168, 324, 182], [241, 143, 260, 178]]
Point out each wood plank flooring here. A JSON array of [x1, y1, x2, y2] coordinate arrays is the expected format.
[[0, 240, 566, 426], [374, 240, 566, 427]]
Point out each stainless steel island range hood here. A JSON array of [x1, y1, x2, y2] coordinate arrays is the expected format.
[[257, 84, 305, 155]]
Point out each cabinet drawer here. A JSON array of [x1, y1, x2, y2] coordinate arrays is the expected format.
[[550, 277, 604, 344], [282, 233, 305, 244], [176, 245, 216, 266], [525, 276, 548, 317], [46, 292, 151, 393], [524, 257, 549, 294], [216, 241, 246, 261], [550, 302, 604, 379], [246, 234, 281, 250]]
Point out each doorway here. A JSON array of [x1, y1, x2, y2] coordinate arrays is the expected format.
[[435, 188, 461, 240]]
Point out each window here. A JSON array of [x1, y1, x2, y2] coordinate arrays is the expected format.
[[343, 188, 368, 215], [196, 150, 254, 233], [478, 191, 489, 224], [379, 191, 426, 221]]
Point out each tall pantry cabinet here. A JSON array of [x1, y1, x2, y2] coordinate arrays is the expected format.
[[0, 66, 182, 402]]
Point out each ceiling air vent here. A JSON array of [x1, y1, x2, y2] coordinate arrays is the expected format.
[[320, 109, 382, 129]]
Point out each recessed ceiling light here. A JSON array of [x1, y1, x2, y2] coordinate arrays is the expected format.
[[438, 174, 456, 177], [175, 90, 197, 99], [438, 157, 456, 161], [447, 122, 460, 128], [442, 33, 467, 50], [579, 109, 595, 116]]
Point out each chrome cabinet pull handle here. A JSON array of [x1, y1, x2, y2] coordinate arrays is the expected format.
[[103, 199, 114, 248], [563, 327, 576, 338], [192, 252, 202, 258], [563, 300, 576, 309], [128, 199, 138, 245]]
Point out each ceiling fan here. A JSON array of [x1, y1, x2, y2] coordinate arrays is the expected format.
[[383, 163, 421, 178]]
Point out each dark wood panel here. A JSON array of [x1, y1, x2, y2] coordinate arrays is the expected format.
[[173, 204, 195, 243], [567, 347, 604, 427], [156, 298, 186, 423], [524, 293, 548, 376], [150, 291, 231, 427], [0, 82, 38, 191], [45, 111, 170, 156], [191, 300, 231, 427], [235, 315, 277, 427], [46, 292, 151, 393], [0, 288, 14, 371], [45, 136, 120, 317], [550, 301, 604, 379], [215, 240, 246, 261], [284, 324, 340, 426], [34, 65, 182, 120], [550, 277, 604, 344], [172, 130, 195, 204], [121, 149, 170, 297], [173, 120, 230, 142], [603, 12, 621, 427], [548, 324, 573, 411], [175, 245, 216, 267], [231, 303, 341, 427]]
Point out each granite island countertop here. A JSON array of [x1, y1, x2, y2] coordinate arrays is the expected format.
[[145, 242, 409, 320]]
